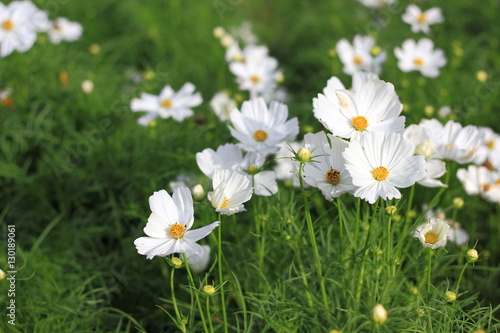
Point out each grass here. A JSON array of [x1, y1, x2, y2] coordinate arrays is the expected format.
[[1, 0, 500, 332]]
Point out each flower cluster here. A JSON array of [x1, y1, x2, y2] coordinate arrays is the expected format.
[[0, 0, 82, 58]]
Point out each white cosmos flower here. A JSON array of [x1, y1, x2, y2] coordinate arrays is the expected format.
[[421, 119, 480, 164], [313, 72, 405, 142], [131, 82, 202, 125], [196, 143, 278, 196], [208, 169, 253, 215], [474, 127, 500, 169], [416, 217, 450, 249], [10, 1, 51, 33], [402, 5, 443, 34], [336, 35, 386, 75], [0, 1, 37, 58], [229, 97, 299, 154], [457, 165, 500, 203], [394, 39, 446, 77], [229, 45, 280, 98], [302, 131, 355, 201], [423, 207, 469, 246], [134, 187, 219, 259], [404, 124, 447, 188], [48, 17, 83, 44], [343, 131, 426, 204], [210, 91, 237, 122]]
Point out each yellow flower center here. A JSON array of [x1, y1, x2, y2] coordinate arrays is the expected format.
[[424, 232, 438, 244], [352, 116, 369, 131], [2, 20, 13, 30], [250, 75, 260, 84], [482, 183, 491, 192], [169, 223, 186, 239], [353, 55, 363, 65], [325, 169, 341, 185], [219, 197, 229, 209], [417, 13, 427, 23], [372, 166, 389, 181], [161, 98, 172, 108], [486, 140, 495, 149], [414, 58, 424, 67], [254, 129, 268, 142], [445, 143, 454, 148]]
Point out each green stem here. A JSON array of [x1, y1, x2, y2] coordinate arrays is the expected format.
[[217, 214, 229, 333], [354, 197, 361, 243], [206, 295, 215, 333], [337, 199, 344, 261], [405, 185, 416, 223], [427, 249, 433, 296], [170, 266, 186, 333], [386, 214, 393, 272], [183, 253, 209, 333], [295, 249, 314, 307], [299, 162, 330, 311], [455, 261, 469, 293]]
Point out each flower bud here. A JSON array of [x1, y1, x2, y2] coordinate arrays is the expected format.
[[297, 147, 312, 162], [246, 164, 259, 175], [371, 304, 388, 325], [453, 197, 464, 209], [203, 285, 216, 296], [370, 45, 381, 56], [220, 34, 234, 48], [473, 330, 486, 333], [213, 27, 225, 39], [466, 249, 479, 263], [89, 43, 101, 55], [415, 140, 434, 160], [81, 80, 94, 94], [476, 70, 488, 83], [171, 257, 183, 269], [329, 330, 342, 333], [0, 269, 5, 280], [444, 290, 457, 302], [192, 184, 205, 201], [424, 105, 434, 117], [385, 206, 397, 215]]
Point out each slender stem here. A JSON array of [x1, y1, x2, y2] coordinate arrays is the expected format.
[[427, 249, 433, 296], [299, 162, 330, 310], [206, 295, 215, 333], [183, 253, 209, 333], [455, 261, 469, 293], [405, 185, 416, 223], [170, 266, 186, 333], [337, 199, 344, 261], [217, 214, 229, 333], [354, 197, 361, 243], [295, 249, 314, 307], [386, 214, 393, 273]]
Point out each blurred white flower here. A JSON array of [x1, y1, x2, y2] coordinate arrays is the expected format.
[[336, 35, 386, 75], [421, 119, 480, 164], [0, 1, 37, 57], [404, 124, 447, 188], [134, 188, 219, 259], [415, 217, 450, 249], [457, 165, 500, 203], [343, 132, 426, 204], [48, 17, 83, 44], [131, 82, 202, 125], [394, 39, 446, 77], [313, 72, 405, 142], [208, 169, 253, 215], [210, 91, 237, 122], [185, 245, 211, 273], [229, 97, 299, 155], [359, 0, 396, 9], [402, 5, 443, 34], [10, 1, 51, 33], [302, 132, 355, 201], [474, 127, 500, 169]]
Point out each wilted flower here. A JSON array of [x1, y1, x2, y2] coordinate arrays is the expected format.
[[134, 188, 219, 259]]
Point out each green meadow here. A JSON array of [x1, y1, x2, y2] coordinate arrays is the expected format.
[[1, 0, 500, 332]]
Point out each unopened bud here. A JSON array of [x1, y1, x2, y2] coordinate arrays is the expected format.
[[424, 105, 434, 117], [171, 257, 183, 269], [329, 330, 342, 333], [192, 184, 205, 201], [466, 249, 479, 263], [246, 164, 259, 175], [476, 70, 488, 83], [89, 43, 101, 55], [415, 140, 434, 160], [444, 290, 457, 302], [370, 45, 381, 56], [371, 304, 388, 325], [203, 285, 216, 296], [220, 34, 234, 48], [297, 147, 311, 162], [0, 269, 5, 280], [213, 27, 225, 39], [81, 80, 94, 94], [453, 197, 464, 209], [385, 206, 397, 215]]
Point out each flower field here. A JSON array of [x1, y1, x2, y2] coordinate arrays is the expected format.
[[1, 0, 500, 332]]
